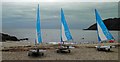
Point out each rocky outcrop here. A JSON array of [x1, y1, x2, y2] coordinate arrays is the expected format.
[[0, 33, 19, 42]]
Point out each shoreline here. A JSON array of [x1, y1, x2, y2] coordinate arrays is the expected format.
[[1, 41, 119, 51]]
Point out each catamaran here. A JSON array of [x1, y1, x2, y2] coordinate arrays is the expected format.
[[56, 8, 73, 53], [28, 4, 45, 57], [95, 9, 115, 51]]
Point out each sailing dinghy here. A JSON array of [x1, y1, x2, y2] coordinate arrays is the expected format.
[[28, 4, 45, 57], [95, 9, 115, 51], [56, 8, 73, 53]]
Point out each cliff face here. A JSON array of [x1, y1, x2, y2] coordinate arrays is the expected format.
[[0, 33, 19, 42], [84, 18, 120, 31]]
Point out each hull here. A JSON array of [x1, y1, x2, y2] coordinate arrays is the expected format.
[[28, 49, 44, 57], [95, 45, 115, 51]]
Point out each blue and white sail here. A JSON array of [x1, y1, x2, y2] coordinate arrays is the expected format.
[[36, 4, 42, 44], [95, 9, 114, 43], [60, 8, 73, 42]]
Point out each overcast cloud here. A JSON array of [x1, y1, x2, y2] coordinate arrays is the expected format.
[[2, 2, 118, 30]]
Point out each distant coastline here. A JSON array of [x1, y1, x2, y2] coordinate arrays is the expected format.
[[0, 33, 28, 42], [84, 18, 120, 31]]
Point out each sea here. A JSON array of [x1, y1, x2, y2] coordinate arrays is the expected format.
[[2, 29, 119, 44]]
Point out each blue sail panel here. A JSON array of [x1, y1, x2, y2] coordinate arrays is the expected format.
[[95, 9, 114, 42], [61, 8, 73, 41], [36, 4, 42, 44]]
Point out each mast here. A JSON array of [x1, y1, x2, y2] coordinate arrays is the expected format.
[[95, 9, 114, 43], [60, 8, 73, 45], [36, 4, 42, 46]]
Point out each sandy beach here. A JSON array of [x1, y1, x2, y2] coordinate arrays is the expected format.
[[1, 41, 119, 60], [2, 47, 119, 60]]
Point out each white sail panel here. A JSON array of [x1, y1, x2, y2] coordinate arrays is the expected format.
[[61, 23, 68, 41], [97, 22, 107, 41]]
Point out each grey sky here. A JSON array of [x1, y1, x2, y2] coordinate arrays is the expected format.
[[2, 0, 119, 2], [2, 2, 118, 30]]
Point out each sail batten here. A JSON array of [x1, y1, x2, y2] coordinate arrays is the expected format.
[[36, 4, 42, 44], [95, 9, 114, 42], [61, 8, 73, 42]]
